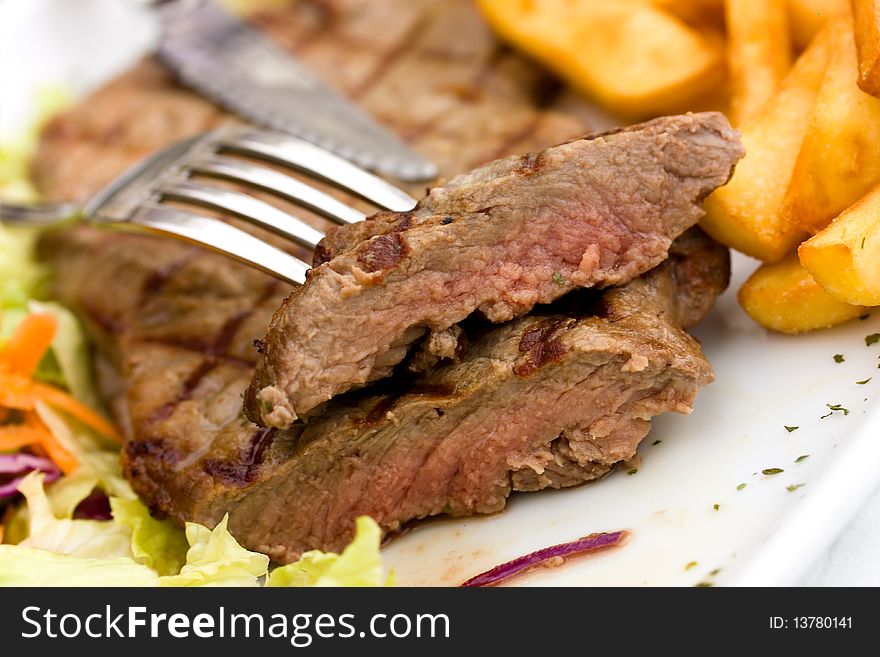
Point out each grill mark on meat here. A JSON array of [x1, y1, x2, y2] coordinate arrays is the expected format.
[[81, 300, 127, 334], [357, 233, 409, 273], [140, 337, 256, 367], [124, 438, 180, 477], [138, 252, 197, 305], [513, 319, 574, 377], [348, 15, 431, 99], [202, 426, 277, 486], [147, 281, 279, 424]]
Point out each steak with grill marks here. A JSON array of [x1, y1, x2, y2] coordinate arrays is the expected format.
[[123, 228, 728, 561], [244, 112, 742, 429], [34, 0, 735, 563]]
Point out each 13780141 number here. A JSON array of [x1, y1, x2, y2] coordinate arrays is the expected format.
[[792, 617, 852, 629]]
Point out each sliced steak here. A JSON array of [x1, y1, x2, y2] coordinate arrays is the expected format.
[[123, 228, 726, 561], [244, 113, 743, 428]]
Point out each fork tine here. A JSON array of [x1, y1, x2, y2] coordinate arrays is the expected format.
[[219, 128, 420, 212], [159, 180, 325, 250], [120, 203, 309, 285], [189, 154, 366, 225]]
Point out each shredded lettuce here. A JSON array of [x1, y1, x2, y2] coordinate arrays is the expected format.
[[0, 546, 160, 587], [0, 224, 46, 313], [29, 300, 102, 408], [16, 472, 132, 558], [110, 497, 189, 576], [34, 401, 135, 499], [268, 516, 390, 587], [0, 85, 68, 203], [160, 516, 270, 587], [4, 480, 389, 587]]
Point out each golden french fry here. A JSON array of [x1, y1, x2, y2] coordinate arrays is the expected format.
[[725, 0, 792, 125], [701, 27, 831, 262], [799, 183, 880, 306], [780, 15, 880, 235], [476, 0, 724, 117], [852, 0, 880, 96], [739, 254, 868, 333], [787, 0, 848, 49], [650, 0, 724, 27]]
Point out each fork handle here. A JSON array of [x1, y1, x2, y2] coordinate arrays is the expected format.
[[0, 201, 81, 225]]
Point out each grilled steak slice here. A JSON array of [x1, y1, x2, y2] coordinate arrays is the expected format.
[[244, 113, 742, 428], [124, 228, 724, 561]]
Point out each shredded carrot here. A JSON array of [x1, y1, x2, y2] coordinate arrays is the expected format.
[[22, 412, 78, 474], [0, 371, 121, 444], [0, 423, 48, 451], [31, 382, 122, 444], [0, 313, 58, 377], [0, 311, 123, 475]]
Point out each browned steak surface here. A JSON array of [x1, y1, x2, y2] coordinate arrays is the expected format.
[[245, 113, 742, 428], [35, 0, 593, 549], [35, 0, 732, 561], [128, 228, 729, 561]]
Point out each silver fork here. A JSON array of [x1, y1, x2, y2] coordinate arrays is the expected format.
[[0, 125, 418, 285]]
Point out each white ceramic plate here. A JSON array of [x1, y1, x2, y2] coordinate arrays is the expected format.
[[3, 0, 879, 587]]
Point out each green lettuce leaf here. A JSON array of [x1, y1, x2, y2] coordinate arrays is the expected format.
[[17, 472, 132, 559], [0, 545, 160, 587], [268, 516, 389, 587], [111, 497, 188, 576], [29, 299, 102, 408], [0, 224, 45, 311], [34, 401, 135, 499], [159, 515, 269, 587]]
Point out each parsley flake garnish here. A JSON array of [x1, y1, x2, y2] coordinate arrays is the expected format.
[[552, 272, 566, 286], [708, 568, 721, 577], [821, 403, 850, 419], [867, 333, 880, 347], [685, 561, 698, 571], [787, 484, 806, 493], [795, 454, 809, 463], [833, 354, 845, 363], [652, 439, 662, 446], [736, 483, 747, 491], [713, 504, 720, 512], [694, 582, 714, 587], [762, 468, 784, 475], [627, 468, 638, 476], [857, 378, 872, 385], [784, 425, 799, 433]]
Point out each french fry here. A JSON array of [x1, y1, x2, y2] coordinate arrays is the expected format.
[[739, 254, 868, 333], [780, 15, 880, 235], [701, 27, 831, 262], [787, 0, 848, 49], [650, 0, 725, 27], [725, 0, 792, 125], [799, 183, 880, 306], [852, 0, 880, 96], [476, 0, 724, 117]]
